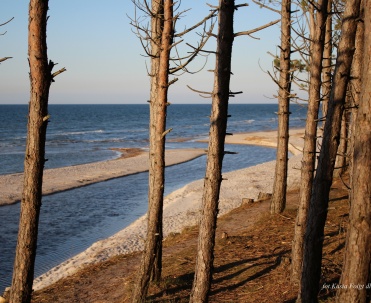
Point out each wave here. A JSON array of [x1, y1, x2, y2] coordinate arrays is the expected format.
[[50, 129, 105, 136], [290, 117, 306, 121], [106, 128, 148, 134], [228, 119, 255, 125], [82, 138, 127, 144]]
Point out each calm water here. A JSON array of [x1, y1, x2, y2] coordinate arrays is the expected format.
[[0, 104, 307, 291], [0, 104, 307, 175]]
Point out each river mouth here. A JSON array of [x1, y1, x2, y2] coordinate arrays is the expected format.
[[0, 143, 277, 293]]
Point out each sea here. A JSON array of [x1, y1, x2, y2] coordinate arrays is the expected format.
[[0, 104, 307, 292]]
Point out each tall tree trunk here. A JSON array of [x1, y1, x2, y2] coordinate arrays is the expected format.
[[298, 0, 361, 301], [189, 1, 234, 302], [347, 2, 364, 184], [321, 0, 333, 126], [334, 108, 349, 176], [291, 0, 329, 286], [150, 0, 173, 283], [336, 2, 370, 302], [132, 0, 173, 301], [10, 1, 51, 303], [270, 0, 291, 214]]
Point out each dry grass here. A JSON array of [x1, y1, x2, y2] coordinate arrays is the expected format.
[[31, 178, 351, 303]]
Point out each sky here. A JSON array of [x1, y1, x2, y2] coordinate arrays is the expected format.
[[0, 1, 283, 105]]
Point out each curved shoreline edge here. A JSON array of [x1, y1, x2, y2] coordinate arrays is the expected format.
[[29, 128, 305, 291], [32, 155, 303, 290], [0, 148, 206, 206], [1, 128, 305, 207], [2, 128, 305, 291]]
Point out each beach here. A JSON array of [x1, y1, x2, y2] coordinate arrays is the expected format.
[[8, 128, 304, 291], [0, 149, 206, 206]]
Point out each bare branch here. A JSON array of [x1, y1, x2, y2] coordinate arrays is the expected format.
[[235, 3, 249, 9], [206, 3, 219, 9], [186, 43, 217, 54], [51, 67, 66, 79], [0, 57, 12, 63], [306, 0, 320, 12], [267, 70, 280, 86], [131, 0, 215, 77], [234, 19, 280, 37], [187, 84, 212, 98], [168, 77, 178, 86], [0, 17, 14, 27], [251, 0, 280, 14], [170, 32, 213, 73], [229, 90, 243, 95], [175, 8, 217, 37], [161, 128, 173, 138]]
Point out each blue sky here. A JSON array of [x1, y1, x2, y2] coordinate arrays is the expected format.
[[0, 1, 282, 104]]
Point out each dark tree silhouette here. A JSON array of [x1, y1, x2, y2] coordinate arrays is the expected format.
[[298, 0, 362, 301], [291, 0, 330, 288], [336, 4, 370, 301]]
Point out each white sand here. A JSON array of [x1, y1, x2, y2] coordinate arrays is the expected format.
[[0, 148, 206, 206], [0, 129, 304, 290], [223, 128, 305, 156], [4, 128, 305, 290]]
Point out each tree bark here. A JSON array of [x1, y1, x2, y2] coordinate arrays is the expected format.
[[270, 0, 291, 214], [347, 2, 364, 184], [291, 0, 329, 286], [132, 0, 173, 302], [189, 1, 234, 302], [298, 0, 361, 301], [334, 108, 349, 177], [336, 1, 370, 302], [10, 1, 51, 303], [321, 0, 333, 125], [150, 0, 173, 283]]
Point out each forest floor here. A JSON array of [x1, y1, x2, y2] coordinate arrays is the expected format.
[[29, 176, 350, 303]]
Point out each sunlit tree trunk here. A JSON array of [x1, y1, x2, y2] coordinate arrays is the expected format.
[[189, 1, 234, 302], [298, 0, 362, 301], [10, 1, 51, 302], [132, 0, 173, 302], [334, 107, 349, 177], [291, 0, 329, 287], [270, 0, 291, 214], [347, 2, 364, 183], [336, 2, 370, 302], [149, 0, 173, 283], [321, 0, 333, 125]]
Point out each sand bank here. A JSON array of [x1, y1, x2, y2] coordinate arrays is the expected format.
[[0, 148, 206, 206], [31, 128, 305, 290], [0, 128, 304, 206], [223, 128, 305, 156]]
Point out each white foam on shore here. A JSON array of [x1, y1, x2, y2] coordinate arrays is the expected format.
[[33, 154, 303, 290]]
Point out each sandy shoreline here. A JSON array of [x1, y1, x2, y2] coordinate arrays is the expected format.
[[0, 128, 305, 291], [0, 148, 206, 206], [223, 128, 304, 156], [0, 128, 305, 206], [27, 128, 305, 290]]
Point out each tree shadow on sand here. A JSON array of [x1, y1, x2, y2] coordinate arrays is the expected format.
[[148, 250, 290, 302]]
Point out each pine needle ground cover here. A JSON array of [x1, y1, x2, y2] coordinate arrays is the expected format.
[[32, 178, 350, 303]]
